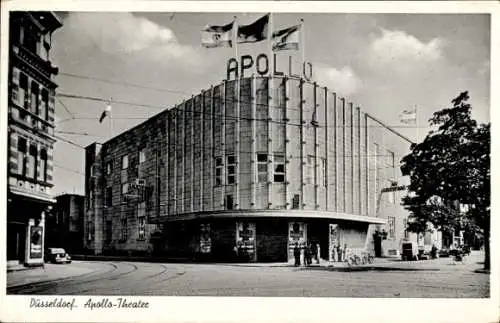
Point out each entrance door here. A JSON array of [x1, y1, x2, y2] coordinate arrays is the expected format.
[[374, 235, 382, 257], [256, 220, 287, 262]]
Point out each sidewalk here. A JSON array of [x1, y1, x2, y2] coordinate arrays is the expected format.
[[6, 261, 102, 289]]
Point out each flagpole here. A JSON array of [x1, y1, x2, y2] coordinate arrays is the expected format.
[[300, 18, 305, 67], [415, 106, 418, 143], [269, 13, 273, 77], [233, 16, 238, 61]]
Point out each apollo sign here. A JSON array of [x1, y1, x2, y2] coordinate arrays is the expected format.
[[227, 53, 313, 81]]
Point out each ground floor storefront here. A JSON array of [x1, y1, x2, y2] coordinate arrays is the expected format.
[[158, 211, 385, 263], [7, 195, 52, 267]]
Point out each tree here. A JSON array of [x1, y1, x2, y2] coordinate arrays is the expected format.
[[401, 91, 490, 270]]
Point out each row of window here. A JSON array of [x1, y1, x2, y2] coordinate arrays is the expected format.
[[387, 216, 410, 240], [105, 149, 147, 176], [13, 137, 49, 182], [216, 154, 327, 186], [11, 22, 52, 61], [11, 68, 52, 123]]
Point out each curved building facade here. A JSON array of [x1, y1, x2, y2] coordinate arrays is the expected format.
[[85, 75, 413, 262]]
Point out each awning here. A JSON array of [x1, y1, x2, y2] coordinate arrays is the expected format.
[[163, 210, 387, 225], [9, 187, 56, 204]]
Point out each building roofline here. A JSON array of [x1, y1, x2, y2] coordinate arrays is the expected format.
[[365, 112, 415, 145], [96, 75, 415, 149]]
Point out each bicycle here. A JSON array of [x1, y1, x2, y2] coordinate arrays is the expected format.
[[360, 251, 374, 265], [344, 250, 361, 267]]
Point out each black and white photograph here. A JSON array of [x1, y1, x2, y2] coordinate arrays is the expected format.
[[0, 1, 497, 323]]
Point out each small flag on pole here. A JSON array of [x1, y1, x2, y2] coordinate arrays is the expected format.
[[99, 103, 112, 123], [272, 24, 301, 51], [237, 14, 269, 44], [399, 109, 417, 124], [201, 21, 234, 48]]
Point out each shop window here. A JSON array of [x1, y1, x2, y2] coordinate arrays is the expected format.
[[257, 153, 268, 183], [17, 137, 27, 175], [122, 154, 129, 169], [138, 218, 146, 240], [121, 218, 128, 241], [139, 148, 146, 164], [273, 154, 285, 182], [388, 216, 396, 239], [227, 155, 236, 184], [215, 157, 223, 186], [226, 195, 234, 210]]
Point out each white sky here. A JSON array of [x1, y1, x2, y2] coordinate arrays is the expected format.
[[49, 11, 490, 195]]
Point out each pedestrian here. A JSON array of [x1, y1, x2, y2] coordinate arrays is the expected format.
[[293, 243, 301, 266], [316, 243, 321, 264], [311, 242, 317, 264]]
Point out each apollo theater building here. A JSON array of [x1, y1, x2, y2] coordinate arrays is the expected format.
[[84, 53, 418, 262]]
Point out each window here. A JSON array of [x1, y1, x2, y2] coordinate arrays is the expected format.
[[138, 218, 146, 240], [88, 190, 94, 210], [292, 194, 300, 209], [257, 153, 268, 183], [306, 155, 315, 185], [121, 183, 129, 195], [106, 161, 112, 175], [30, 81, 39, 114], [320, 158, 327, 187], [273, 155, 285, 182], [40, 89, 48, 120], [403, 218, 409, 239], [121, 218, 128, 241], [388, 216, 396, 239], [215, 157, 223, 186], [26, 145, 37, 179], [122, 155, 129, 169], [11, 68, 20, 105], [137, 201, 146, 217], [226, 195, 233, 210], [386, 180, 395, 204], [37, 149, 47, 182], [106, 187, 113, 207], [17, 137, 27, 175], [139, 149, 146, 164], [19, 73, 28, 109], [227, 155, 236, 184], [106, 220, 112, 244], [87, 222, 94, 241]]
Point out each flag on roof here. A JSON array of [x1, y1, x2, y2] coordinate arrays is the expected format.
[[399, 109, 417, 124], [237, 14, 269, 44], [201, 21, 234, 48], [272, 24, 300, 51]]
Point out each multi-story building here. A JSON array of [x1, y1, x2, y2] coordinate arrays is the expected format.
[[46, 194, 85, 254], [7, 12, 62, 267], [85, 75, 414, 262]]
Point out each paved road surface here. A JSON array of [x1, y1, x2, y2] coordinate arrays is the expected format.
[[7, 251, 489, 297]]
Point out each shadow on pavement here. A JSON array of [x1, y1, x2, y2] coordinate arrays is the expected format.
[[297, 266, 441, 272]]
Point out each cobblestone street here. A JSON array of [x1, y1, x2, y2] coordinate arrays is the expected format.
[[7, 251, 489, 298]]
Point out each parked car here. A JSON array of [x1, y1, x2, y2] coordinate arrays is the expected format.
[[45, 248, 72, 264], [439, 248, 450, 257], [401, 242, 418, 261]]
